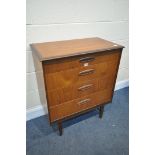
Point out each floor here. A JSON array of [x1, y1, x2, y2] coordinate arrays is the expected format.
[[27, 87, 129, 155]]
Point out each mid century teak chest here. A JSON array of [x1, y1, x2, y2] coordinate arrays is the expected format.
[[31, 37, 124, 136]]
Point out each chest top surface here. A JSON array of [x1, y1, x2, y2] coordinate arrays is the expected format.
[[31, 37, 124, 61]]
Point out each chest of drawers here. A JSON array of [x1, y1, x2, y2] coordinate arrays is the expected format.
[[31, 37, 124, 135]]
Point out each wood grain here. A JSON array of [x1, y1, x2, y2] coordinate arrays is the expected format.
[[49, 89, 112, 122], [32, 37, 124, 128], [43, 51, 120, 91], [31, 37, 124, 61], [43, 49, 120, 73], [46, 70, 118, 107]]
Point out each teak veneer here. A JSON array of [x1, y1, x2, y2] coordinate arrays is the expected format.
[[31, 37, 124, 136]]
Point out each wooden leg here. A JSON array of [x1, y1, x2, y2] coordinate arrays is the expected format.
[[99, 105, 104, 119], [58, 121, 63, 136]]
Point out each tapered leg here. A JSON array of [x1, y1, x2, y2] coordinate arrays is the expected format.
[[58, 121, 63, 136], [99, 105, 104, 118]]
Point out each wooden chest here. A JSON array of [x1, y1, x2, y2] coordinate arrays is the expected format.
[[31, 37, 124, 135]]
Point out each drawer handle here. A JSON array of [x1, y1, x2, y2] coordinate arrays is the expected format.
[[78, 84, 93, 91], [78, 98, 91, 104], [79, 69, 95, 76], [79, 57, 95, 63]]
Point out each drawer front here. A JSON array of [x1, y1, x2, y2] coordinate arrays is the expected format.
[[43, 51, 121, 91], [49, 89, 112, 122], [43, 49, 121, 73], [47, 75, 114, 107], [47, 78, 99, 107]]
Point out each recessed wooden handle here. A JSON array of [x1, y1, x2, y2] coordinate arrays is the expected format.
[[79, 69, 95, 76], [78, 84, 93, 91], [78, 98, 91, 104], [79, 57, 95, 63]]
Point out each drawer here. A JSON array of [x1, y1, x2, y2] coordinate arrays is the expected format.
[[49, 89, 112, 122], [47, 78, 99, 107], [43, 49, 121, 73], [47, 75, 113, 107], [44, 54, 120, 91]]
